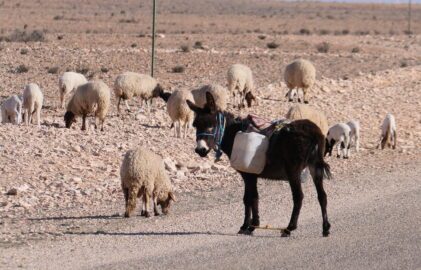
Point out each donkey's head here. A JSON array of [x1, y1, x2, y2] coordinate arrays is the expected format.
[[186, 92, 224, 158]]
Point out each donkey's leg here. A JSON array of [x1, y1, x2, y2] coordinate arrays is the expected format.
[[283, 174, 304, 237], [238, 174, 259, 235], [309, 167, 330, 237]]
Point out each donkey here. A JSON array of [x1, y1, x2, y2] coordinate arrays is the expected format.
[[187, 92, 332, 237]]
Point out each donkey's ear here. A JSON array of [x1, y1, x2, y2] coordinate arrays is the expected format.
[[186, 100, 202, 114], [205, 91, 216, 112]]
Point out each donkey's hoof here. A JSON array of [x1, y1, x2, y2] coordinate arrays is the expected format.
[[281, 228, 291, 237], [140, 210, 146, 216], [323, 231, 330, 237], [288, 99, 293, 102], [304, 101, 309, 104], [336, 155, 341, 158], [238, 229, 253, 235], [124, 212, 130, 218], [144, 212, 152, 218]]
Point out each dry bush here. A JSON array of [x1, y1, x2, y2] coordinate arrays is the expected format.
[[180, 45, 190, 52], [48, 67, 59, 74], [172, 66, 185, 73], [316, 42, 330, 53], [266, 42, 279, 49], [16, 64, 29, 73], [1, 29, 46, 42]]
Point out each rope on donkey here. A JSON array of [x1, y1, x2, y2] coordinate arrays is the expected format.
[[251, 225, 290, 234]]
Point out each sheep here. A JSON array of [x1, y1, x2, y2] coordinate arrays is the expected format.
[[191, 84, 228, 111], [285, 104, 328, 136], [377, 114, 397, 150], [22, 83, 43, 126], [120, 147, 175, 218], [346, 120, 360, 152], [284, 59, 316, 104], [64, 80, 111, 131], [227, 64, 257, 108], [325, 123, 351, 159], [113, 72, 163, 114], [166, 89, 195, 138], [58, 72, 88, 109], [1, 95, 22, 125]]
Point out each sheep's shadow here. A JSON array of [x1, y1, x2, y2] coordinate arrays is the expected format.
[[28, 214, 121, 221]]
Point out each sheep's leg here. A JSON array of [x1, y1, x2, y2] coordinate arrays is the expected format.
[[81, 114, 87, 131], [355, 135, 360, 152], [125, 100, 131, 112], [336, 140, 342, 158], [144, 193, 152, 218], [303, 87, 309, 104], [176, 120, 181, 138], [123, 187, 129, 209], [288, 88, 296, 102], [183, 121, 188, 139], [124, 187, 138, 218], [392, 130, 397, 149], [343, 136, 350, 159], [1, 108, 7, 123], [173, 122, 177, 137], [153, 195, 160, 216], [117, 97, 122, 114], [140, 192, 147, 216], [60, 92, 66, 109], [36, 108, 41, 126]]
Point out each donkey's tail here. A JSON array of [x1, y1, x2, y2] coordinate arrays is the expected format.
[[315, 134, 332, 180]]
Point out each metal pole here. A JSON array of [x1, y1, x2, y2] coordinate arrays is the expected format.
[[151, 0, 157, 77], [408, 0, 412, 35]]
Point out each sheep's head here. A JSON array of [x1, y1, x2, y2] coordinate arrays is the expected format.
[[64, 111, 76, 128], [157, 191, 175, 214], [153, 84, 164, 98], [245, 91, 257, 108]]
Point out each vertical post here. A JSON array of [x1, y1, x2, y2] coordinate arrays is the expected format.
[[151, 0, 157, 77], [408, 0, 412, 35]]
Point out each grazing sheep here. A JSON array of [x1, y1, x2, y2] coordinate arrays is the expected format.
[[284, 59, 316, 104], [377, 114, 397, 150], [22, 83, 43, 126], [346, 120, 360, 152], [227, 64, 257, 108], [166, 89, 195, 138], [114, 72, 163, 114], [285, 104, 328, 136], [1, 95, 22, 124], [64, 80, 111, 131], [120, 147, 175, 218], [58, 72, 88, 109], [191, 84, 228, 111], [325, 123, 351, 159]]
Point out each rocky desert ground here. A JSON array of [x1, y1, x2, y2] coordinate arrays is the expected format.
[[0, 0, 420, 269]]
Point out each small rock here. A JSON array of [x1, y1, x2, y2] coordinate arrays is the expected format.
[[163, 157, 177, 172], [72, 145, 81, 152], [6, 188, 17, 196]]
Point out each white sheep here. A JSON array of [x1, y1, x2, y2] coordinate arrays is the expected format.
[[191, 84, 228, 111], [284, 59, 316, 104], [120, 147, 175, 218], [325, 123, 351, 159], [1, 95, 22, 125], [227, 64, 257, 108], [285, 104, 328, 136], [64, 80, 111, 131], [22, 83, 43, 126], [377, 114, 397, 150], [114, 72, 163, 114], [166, 89, 195, 138], [346, 120, 360, 152], [58, 72, 88, 109]]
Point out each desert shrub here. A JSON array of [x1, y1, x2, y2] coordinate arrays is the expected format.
[[351, 47, 360, 53], [3, 29, 46, 42], [119, 18, 137, 23], [400, 61, 408, 68], [193, 41, 203, 49], [316, 42, 330, 53], [258, 35, 266, 40], [266, 42, 279, 49], [172, 66, 185, 73], [299, 28, 311, 35], [57, 35, 64, 40], [342, 29, 350, 35], [326, 15, 335, 20], [48, 66, 59, 74], [101, 67, 109, 73], [319, 29, 331, 35], [354, 30, 370, 36], [76, 66, 89, 75], [16, 64, 29, 73], [131, 43, 137, 48], [53, 15, 64, 20], [180, 45, 190, 52], [404, 30, 413, 35], [20, 48, 28, 55], [138, 33, 146, 38]]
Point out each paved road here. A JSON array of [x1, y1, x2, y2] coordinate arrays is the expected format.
[[2, 162, 421, 270]]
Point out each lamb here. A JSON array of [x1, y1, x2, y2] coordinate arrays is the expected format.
[[377, 114, 397, 150], [227, 64, 257, 108], [64, 80, 111, 131], [120, 147, 175, 218], [346, 120, 360, 152], [166, 89, 195, 138], [191, 84, 228, 111], [1, 95, 22, 125], [284, 59, 316, 104], [114, 72, 163, 114], [325, 123, 351, 159], [22, 83, 43, 126], [285, 104, 328, 136], [58, 72, 88, 109]]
